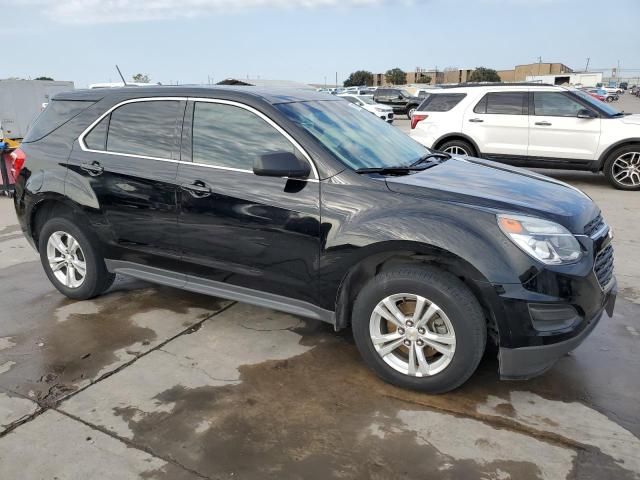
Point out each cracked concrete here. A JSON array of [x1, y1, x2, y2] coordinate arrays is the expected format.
[[2, 120, 640, 480]]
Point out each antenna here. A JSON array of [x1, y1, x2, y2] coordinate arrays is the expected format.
[[115, 65, 128, 86]]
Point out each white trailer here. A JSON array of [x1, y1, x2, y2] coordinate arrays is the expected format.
[[0, 79, 74, 140], [525, 72, 603, 88]]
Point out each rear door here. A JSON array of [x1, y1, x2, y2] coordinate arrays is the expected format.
[[176, 100, 321, 304], [70, 98, 185, 266], [463, 91, 529, 157], [528, 91, 601, 160]]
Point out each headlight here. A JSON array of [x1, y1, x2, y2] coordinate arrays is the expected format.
[[374, 106, 386, 113], [497, 214, 583, 265]]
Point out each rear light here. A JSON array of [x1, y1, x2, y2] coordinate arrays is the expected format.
[[9, 148, 26, 178], [411, 114, 428, 130]]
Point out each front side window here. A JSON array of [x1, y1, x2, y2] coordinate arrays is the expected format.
[[276, 100, 429, 171], [192, 102, 294, 170], [475, 92, 526, 115], [106, 101, 180, 159], [418, 93, 466, 112], [534, 92, 587, 117]]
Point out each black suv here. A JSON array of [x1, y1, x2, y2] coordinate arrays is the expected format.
[[13, 87, 616, 393], [373, 88, 422, 119]]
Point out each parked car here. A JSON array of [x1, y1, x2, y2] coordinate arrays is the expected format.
[[338, 94, 394, 123], [410, 83, 640, 190], [13, 86, 616, 393], [585, 88, 617, 102], [619, 82, 628, 90], [599, 85, 623, 95], [373, 88, 422, 119]]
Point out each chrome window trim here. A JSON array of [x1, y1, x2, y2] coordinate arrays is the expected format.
[[77, 96, 320, 181]]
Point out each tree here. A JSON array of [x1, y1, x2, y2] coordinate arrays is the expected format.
[[132, 73, 150, 83], [468, 67, 501, 83], [416, 74, 432, 84], [35, 76, 54, 81], [343, 70, 373, 87], [385, 68, 407, 85]]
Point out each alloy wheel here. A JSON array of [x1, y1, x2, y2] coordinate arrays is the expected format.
[[46, 231, 87, 288], [369, 293, 456, 377], [442, 145, 469, 156], [611, 152, 640, 187]]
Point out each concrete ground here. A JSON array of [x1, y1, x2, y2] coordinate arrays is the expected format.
[[1, 95, 640, 479]]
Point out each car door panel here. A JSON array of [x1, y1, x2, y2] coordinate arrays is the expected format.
[[528, 92, 601, 160], [68, 99, 185, 267], [463, 91, 529, 156], [177, 100, 321, 304]]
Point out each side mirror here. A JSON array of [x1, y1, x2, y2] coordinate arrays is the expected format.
[[253, 151, 311, 179], [397, 95, 403, 99], [577, 109, 597, 119]]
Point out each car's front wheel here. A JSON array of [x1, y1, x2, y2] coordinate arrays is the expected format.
[[39, 217, 115, 300], [351, 266, 486, 393], [604, 144, 640, 190], [407, 105, 418, 119]]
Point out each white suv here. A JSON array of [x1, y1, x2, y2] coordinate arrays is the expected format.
[[409, 84, 640, 190]]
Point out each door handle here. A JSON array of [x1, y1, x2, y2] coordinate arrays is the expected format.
[[180, 180, 212, 198], [80, 161, 104, 176], [535, 121, 552, 126], [468, 118, 484, 123]]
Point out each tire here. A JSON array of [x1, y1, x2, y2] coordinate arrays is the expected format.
[[438, 139, 476, 157], [351, 266, 486, 393], [406, 105, 418, 120], [38, 217, 115, 300], [603, 144, 640, 191]]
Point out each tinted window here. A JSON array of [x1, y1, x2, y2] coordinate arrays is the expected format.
[[192, 102, 294, 170], [343, 96, 360, 105], [418, 93, 466, 112], [475, 92, 526, 115], [534, 92, 589, 117], [106, 101, 180, 159], [84, 115, 108, 150], [23, 100, 95, 143]]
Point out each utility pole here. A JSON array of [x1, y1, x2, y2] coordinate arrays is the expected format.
[[537, 56, 542, 75], [324, 76, 327, 88], [335, 72, 338, 88], [585, 58, 590, 72]]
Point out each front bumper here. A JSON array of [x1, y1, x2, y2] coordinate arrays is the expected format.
[[499, 281, 616, 380]]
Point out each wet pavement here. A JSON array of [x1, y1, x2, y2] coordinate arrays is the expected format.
[[1, 166, 639, 479]]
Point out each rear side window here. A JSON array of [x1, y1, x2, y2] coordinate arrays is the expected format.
[[192, 102, 294, 170], [474, 92, 527, 115], [23, 100, 95, 143], [418, 93, 466, 112], [86, 100, 181, 159]]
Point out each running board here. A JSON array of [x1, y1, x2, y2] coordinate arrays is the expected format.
[[105, 260, 336, 325]]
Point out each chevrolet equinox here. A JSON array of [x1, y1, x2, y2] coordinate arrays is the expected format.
[[12, 87, 617, 393]]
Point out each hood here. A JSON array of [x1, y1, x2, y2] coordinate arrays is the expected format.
[[385, 157, 598, 233], [620, 114, 640, 125]]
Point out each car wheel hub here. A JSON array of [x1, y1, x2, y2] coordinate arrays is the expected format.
[[369, 293, 456, 377], [612, 152, 640, 187], [46, 231, 87, 289]]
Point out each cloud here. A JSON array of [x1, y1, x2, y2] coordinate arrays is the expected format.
[[11, 0, 404, 24]]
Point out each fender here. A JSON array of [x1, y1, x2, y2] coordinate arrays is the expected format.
[[595, 137, 640, 171], [432, 132, 482, 156]]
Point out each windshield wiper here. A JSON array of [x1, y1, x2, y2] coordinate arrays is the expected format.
[[355, 166, 417, 175], [411, 152, 451, 167]]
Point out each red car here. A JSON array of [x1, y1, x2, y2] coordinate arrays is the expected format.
[[586, 90, 605, 102]]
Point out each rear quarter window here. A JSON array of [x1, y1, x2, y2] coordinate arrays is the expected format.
[[22, 100, 95, 143], [417, 93, 466, 112]]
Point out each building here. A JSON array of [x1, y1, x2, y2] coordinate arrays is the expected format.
[[525, 72, 603, 88], [371, 62, 573, 86]]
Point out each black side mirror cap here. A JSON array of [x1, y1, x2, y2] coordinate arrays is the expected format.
[[253, 151, 311, 179], [577, 109, 597, 119]]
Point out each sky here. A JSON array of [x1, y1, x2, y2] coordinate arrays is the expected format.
[[3, 0, 639, 88]]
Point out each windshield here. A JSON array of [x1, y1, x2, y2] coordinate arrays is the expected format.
[[357, 96, 375, 105], [400, 90, 412, 97], [573, 90, 621, 116], [276, 100, 429, 170]]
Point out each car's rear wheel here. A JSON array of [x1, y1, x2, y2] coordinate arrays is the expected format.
[[438, 139, 476, 157], [604, 145, 640, 190], [351, 266, 486, 393], [39, 217, 115, 300]]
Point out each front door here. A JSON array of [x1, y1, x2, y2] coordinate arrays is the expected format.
[[69, 99, 185, 268], [528, 92, 601, 160], [176, 100, 321, 304], [463, 91, 529, 157]]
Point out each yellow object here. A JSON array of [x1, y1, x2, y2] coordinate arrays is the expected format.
[[1, 138, 20, 149]]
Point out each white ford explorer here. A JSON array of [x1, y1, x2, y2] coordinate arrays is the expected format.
[[409, 84, 640, 190]]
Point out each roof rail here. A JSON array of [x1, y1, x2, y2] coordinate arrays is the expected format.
[[438, 82, 556, 88]]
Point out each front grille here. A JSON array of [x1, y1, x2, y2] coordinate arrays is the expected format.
[[594, 243, 614, 289], [584, 214, 606, 237]]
